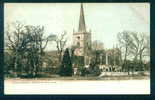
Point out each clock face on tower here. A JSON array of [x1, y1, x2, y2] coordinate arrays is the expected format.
[[74, 48, 83, 56]]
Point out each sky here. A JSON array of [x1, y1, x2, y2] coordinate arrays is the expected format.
[[4, 3, 150, 51]]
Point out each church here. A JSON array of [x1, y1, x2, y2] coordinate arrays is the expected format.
[[45, 3, 122, 74], [71, 4, 122, 73], [72, 4, 92, 67]]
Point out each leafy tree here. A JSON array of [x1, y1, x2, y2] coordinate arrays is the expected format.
[[89, 58, 101, 76], [59, 48, 72, 76], [4, 51, 14, 77]]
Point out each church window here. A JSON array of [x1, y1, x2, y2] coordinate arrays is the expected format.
[[77, 36, 80, 40]]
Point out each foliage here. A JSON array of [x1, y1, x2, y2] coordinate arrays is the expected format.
[[59, 48, 72, 76], [88, 56, 101, 76], [4, 51, 14, 77]]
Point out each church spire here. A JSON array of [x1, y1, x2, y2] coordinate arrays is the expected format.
[[78, 3, 86, 32]]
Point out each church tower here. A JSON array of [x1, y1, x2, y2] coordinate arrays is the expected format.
[[73, 3, 91, 65]]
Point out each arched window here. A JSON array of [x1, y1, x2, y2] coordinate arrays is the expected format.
[[77, 36, 80, 40]]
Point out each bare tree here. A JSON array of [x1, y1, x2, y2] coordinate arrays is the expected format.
[[6, 22, 27, 76], [117, 31, 133, 73], [24, 25, 49, 76], [5, 21, 49, 77], [117, 31, 150, 72], [129, 32, 149, 71], [54, 32, 67, 62]]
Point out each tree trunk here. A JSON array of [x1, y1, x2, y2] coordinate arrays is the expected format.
[[14, 53, 18, 77], [139, 53, 143, 71], [124, 47, 127, 72]]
